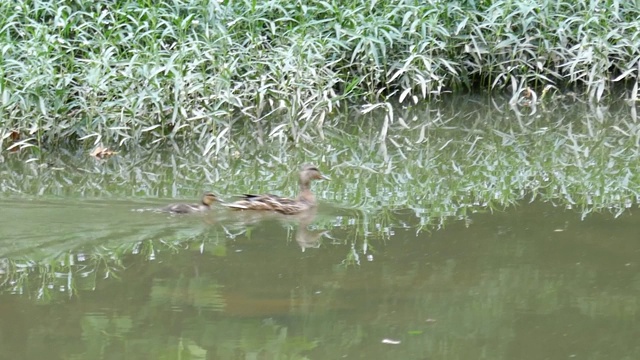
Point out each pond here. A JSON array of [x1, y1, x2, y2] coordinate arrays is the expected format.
[[1, 95, 639, 359]]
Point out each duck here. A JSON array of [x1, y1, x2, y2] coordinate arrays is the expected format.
[[224, 164, 330, 215], [161, 192, 218, 214]]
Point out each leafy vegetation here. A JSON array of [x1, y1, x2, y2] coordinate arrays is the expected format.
[[1, 0, 640, 150]]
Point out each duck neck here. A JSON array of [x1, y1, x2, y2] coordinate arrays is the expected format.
[[297, 181, 315, 204]]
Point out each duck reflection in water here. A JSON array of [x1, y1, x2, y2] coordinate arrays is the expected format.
[[292, 209, 331, 252], [215, 207, 331, 251]]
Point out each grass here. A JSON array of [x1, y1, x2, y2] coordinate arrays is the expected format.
[[1, 0, 640, 151]]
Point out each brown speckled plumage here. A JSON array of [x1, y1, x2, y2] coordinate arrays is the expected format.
[[224, 165, 329, 215], [161, 192, 218, 214]]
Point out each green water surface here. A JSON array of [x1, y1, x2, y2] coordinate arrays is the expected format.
[[1, 96, 639, 359]]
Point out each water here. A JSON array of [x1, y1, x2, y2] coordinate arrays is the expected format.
[[1, 96, 640, 359], [0, 198, 638, 359]]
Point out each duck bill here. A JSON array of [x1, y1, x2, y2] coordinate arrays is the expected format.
[[320, 175, 331, 181]]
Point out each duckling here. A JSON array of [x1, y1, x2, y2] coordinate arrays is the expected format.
[[161, 192, 218, 214], [224, 164, 329, 215]]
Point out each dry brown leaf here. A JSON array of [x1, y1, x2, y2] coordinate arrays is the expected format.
[[90, 146, 117, 159]]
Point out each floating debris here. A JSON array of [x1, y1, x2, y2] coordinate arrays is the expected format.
[[90, 145, 117, 159], [381, 338, 401, 345]]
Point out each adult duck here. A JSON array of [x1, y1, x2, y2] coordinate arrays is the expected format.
[[225, 165, 329, 215]]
